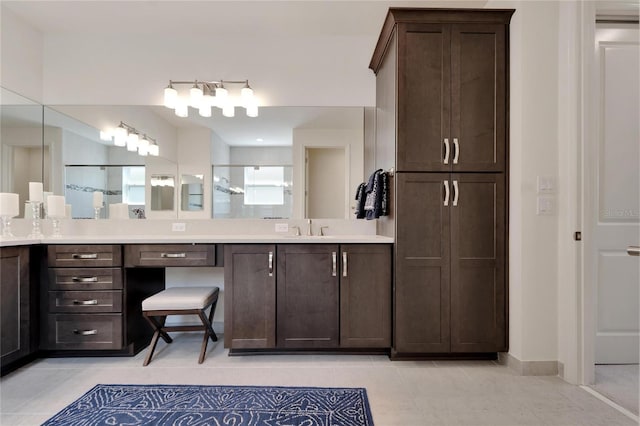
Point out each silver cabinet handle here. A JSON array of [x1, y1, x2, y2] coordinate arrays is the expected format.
[[268, 251, 274, 276], [444, 138, 450, 164], [342, 251, 348, 277], [72, 253, 98, 259], [444, 180, 450, 206], [71, 276, 98, 282], [628, 246, 640, 256], [332, 252, 337, 277], [72, 299, 98, 305], [161, 253, 186, 258], [453, 138, 459, 164], [73, 329, 98, 336], [453, 180, 459, 206]]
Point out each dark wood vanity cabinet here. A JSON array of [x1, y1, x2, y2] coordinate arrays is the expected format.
[[43, 245, 124, 351], [395, 173, 506, 353], [372, 9, 510, 173], [1, 246, 35, 374], [340, 244, 391, 348], [277, 244, 340, 348], [224, 244, 276, 349], [371, 8, 512, 356], [224, 243, 392, 351]]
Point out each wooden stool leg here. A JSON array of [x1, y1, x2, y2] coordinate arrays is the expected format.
[[143, 314, 171, 366], [207, 299, 218, 342], [197, 309, 214, 364]]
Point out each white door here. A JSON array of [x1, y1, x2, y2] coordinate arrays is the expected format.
[[591, 23, 639, 364], [305, 147, 346, 218]]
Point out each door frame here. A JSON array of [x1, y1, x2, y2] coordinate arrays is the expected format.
[[576, 1, 638, 385]]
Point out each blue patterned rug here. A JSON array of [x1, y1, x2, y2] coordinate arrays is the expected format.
[[42, 384, 374, 425]]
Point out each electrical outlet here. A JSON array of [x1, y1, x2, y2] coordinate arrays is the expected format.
[[275, 223, 289, 233], [172, 222, 186, 232], [537, 176, 555, 194]]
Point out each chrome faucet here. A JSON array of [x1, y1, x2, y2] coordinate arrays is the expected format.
[[291, 225, 301, 236], [307, 219, 313, 236]]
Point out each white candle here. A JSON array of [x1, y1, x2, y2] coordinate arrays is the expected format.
[[92, 191, 104, 208], [47, 195, 66, 218], [0, 193, 19, 217], [29, 182, 43, 202]]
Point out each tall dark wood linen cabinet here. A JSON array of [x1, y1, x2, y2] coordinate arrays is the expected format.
[[369, 8, 514, 357]]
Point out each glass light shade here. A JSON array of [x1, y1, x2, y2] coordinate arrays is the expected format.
[[215, 86, 228, 102], [190, 85, 203, 108], [138, 137, 150, 148], [175, 102, 188, 118], [199, 104, 212, 117], [138, 145, 149, 156], [113, 126, 127, 146], [241, 86, 254, 106], [164, 85, 178, 108], [246, 103, 259, 117], [222, 104, 235, 117], [99, 130, 112, 141], [148, 144, 160, 156], [126, 132, 139, 152]]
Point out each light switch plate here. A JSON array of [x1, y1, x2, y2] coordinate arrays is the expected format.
[[537, 176, 555, 194], [275, 223, 289, 233], [172, 222, 186, 232], [537, 197, 554, 215]]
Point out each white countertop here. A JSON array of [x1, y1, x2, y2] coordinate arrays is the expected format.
[[1, 234, 393, 247], [0, 218, 394, 247]]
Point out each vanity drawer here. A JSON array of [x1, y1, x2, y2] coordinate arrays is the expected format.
[[49, 291, 122, 313], [45, 314, 123, 350], [48, 245, 122, 268], [49, 268, 123, 290], [125, 244, 215, 267]]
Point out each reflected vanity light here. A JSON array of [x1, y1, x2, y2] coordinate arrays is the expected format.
[[102, 122, 159, 157], [163, 79, 258, 118]]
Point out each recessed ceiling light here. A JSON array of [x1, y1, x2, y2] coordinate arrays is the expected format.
[[256, 138, 264, 142]]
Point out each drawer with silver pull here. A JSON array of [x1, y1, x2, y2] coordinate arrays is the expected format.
[[48, 245, 122, 267], [48, 290, 122, 313], [48, 268, 123, 290], [45, 314, 123, 350], [125, 244, 215, 267]]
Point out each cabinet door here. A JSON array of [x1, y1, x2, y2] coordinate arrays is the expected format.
[[1, 247, 31, 368], [224, 245, 276, 349], [450, 173, 506, 352], [397, 23, 451, 172], [340, 244, 391, 348], [277, 244, 339, 348], [395, 173, 451, 353], [450, 24, 507, 172]]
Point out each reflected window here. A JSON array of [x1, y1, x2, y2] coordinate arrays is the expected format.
[[122, 166, 145, 205], [244, 166, 284, 205], [212, 165, 292, 219]]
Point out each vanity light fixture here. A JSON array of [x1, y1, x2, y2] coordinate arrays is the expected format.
[[163, 79, 258, 118], [102, 122, 159, 157]]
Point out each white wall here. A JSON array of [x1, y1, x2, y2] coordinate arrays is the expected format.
[[41, 34, 376, 106], [486, 0, 562, 366], [230, 146, 292, 165], [292, 128, 364, 219], [0, 6, 43, 102]]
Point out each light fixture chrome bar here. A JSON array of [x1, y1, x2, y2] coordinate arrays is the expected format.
[[164, 79, 258, 118]]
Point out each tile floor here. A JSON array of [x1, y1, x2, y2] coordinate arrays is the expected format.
[[592, 364, 639, 416], [0, 334, 637, 426]]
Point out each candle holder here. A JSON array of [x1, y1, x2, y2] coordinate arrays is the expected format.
[[50, 218, 62, 238], [27, 201, 44, 238], [1, 215, 14, 238], [94, 206, 103, 220]]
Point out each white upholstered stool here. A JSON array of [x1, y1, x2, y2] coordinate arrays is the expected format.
[[141, 286, 219, 366]]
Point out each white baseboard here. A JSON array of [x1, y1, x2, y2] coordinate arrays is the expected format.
[[498, 352, 559, 376]]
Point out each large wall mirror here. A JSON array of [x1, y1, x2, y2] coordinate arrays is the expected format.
[[2, 88, 369, 220], [1, 87, 45, 217]]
